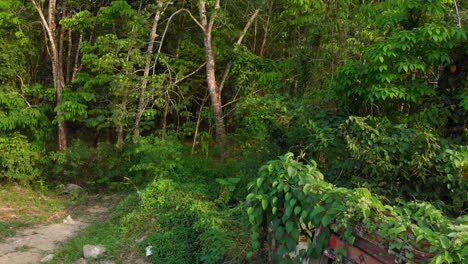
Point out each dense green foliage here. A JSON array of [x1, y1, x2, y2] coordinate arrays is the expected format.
[[50, 138, 253, 263], [247, 153, 467, 263], [0, 0, 466, 262]]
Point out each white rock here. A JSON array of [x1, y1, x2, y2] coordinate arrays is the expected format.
[[63, 215, 77, 225], [40, 254, 54, 263], [83, 244, 106, 259], [65, 184, 83, 192]]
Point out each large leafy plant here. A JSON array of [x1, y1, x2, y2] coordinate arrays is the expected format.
[[246, 153, 467, 263]]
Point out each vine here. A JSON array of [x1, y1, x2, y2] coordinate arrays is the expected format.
[[246, 153, 467, 263]]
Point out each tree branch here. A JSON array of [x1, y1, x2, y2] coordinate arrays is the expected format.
[[218, 8, 260, 93], [175, 62, 207, 84], [453, 0, 462, 28], [208, 0, 221, 32], [152, 8, 204, 76]]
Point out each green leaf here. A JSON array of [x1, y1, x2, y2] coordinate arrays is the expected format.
[[290, 198, 297, 207], [288, 166, 297, 177], [285, 204, 293, 217], [272, 180, 279, 188], [390, 225, 407, 235], [246, 193, 255, 201], [247, 207, 254, 216], [257, 177, 264, 188], [310, 206, 325, 219], [272, 197, 278, 204], [286, 220, 295, 233], [405, 251, 414, 259], [275, 226, 285, 240], [286, 236, 297, 251], [262, 199, 268, 210], [252, 239, 260, 250], [252, 231, 259, 240], [439, 236, 450, 249], [294, 206, 302, 215], [322, 215, 332, 226]]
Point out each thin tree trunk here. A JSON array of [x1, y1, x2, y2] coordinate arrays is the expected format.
[[199, 0, 227, 151], [71, 31, 83, 82], [134, 0, 169, 138], [192, 95, 208, 154], [260, 0, 273, 57], [31, 0, 67, 150], [58, 1, 65, 75], [161, 92, 170, 138], [454, 0, 462, 28], [198, 1, 260, 157], [253, 19, 257, 52]]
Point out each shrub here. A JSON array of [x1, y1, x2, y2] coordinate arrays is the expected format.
[[49, 140, 96, 185], [0, 133, 41, 184], [48, 141, 127, 189], [125, 135, 185, 185], [121, 178, 247, 264], [340, 116, 467, 214]]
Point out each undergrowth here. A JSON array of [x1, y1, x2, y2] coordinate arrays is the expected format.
[[50, 137, 253, 263]]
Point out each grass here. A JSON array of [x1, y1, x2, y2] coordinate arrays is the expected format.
[[49, 195, 137, 264], [50, 219, 123, 263], [0, 184, 68, 240]]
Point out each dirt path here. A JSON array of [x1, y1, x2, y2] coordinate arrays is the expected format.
[[0, 196, 118, 264]]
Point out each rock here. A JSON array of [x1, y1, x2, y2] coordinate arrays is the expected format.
[[73, 258, 88, 264], [64, 184, 83, 193], [40, 254, 54, 263], [63, 215, 77, 225], [83, 244, 106, 259], [63, 184, 86, 200]]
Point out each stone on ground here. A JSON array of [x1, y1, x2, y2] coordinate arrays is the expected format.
[[65, 184, 83, 192], [40, 254, 54, 263], [83, 244, 106, 258], [63, 215, 78, 225]]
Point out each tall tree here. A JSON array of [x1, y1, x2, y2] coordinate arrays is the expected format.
[[133, 0, 171, 138], [197, 0, 259, 152], [198, 0, 226, 148], [31, 0, 67, 150]]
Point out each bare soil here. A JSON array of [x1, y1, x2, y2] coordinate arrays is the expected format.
[[0, 196, 119, 264]]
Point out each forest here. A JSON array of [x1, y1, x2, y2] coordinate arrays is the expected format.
[[0, 0, 466, 263]]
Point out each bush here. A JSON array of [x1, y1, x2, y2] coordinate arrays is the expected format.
[[125, 135, 185, 186], [123, 178, 248, 264], [0, 133, 41, 184], [48, 141, 127, 189], [340, 116, 467, 214]]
